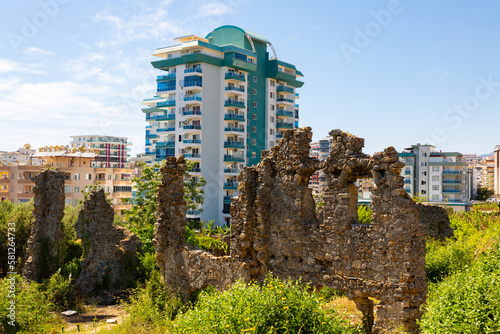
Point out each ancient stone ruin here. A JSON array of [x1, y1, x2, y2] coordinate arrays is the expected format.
[[75, 188, 141, 300], [23, 169, 66, 282], [417, 203, 454, 240], [154, 128, 427, 333]]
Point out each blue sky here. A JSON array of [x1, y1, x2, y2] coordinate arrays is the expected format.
[[1, 0, 499, 157]]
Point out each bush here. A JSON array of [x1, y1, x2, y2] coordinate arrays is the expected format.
[[44, 269, 81, 312], [171, 275, 356, 334], [357, 205, 372, 224], [425, 238, 475, 283], [185, 221, 229, 256], [420, 244, 500, 333], [0, 275, 61, 334]]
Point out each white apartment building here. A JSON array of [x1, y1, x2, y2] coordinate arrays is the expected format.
[[142, 25, 303, 225], [70, 135, 131, 168]]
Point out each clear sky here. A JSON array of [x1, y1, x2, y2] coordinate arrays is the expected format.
[[1, 0, 499, 157]]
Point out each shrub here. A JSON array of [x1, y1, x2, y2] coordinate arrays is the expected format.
[[425, 237, 475, 283], [185, 221, 229, 256], [420, 244, 500, 333], [171, 275, 357, 334], [357, 205, 372, 224]]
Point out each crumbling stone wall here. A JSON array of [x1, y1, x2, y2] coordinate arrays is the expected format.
[[75, 189, 141, 301], [155, 128, 427, 333], [23, 169, 65, 282], [417, 203, 454, 240]]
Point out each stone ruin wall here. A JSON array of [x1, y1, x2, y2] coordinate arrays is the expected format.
[[75, 189, 142, 300], [154, 128, 428, 333], [416, 203, 454, 240], [23, 169, 66, 282]]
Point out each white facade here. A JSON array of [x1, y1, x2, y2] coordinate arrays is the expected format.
[[70, 135, 131, 168]]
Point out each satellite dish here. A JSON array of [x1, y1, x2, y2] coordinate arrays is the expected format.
[[24, 143, 31, 149]]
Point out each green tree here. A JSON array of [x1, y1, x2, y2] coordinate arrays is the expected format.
[[475, 185, 495, 201], [123, 160, 205, 254]]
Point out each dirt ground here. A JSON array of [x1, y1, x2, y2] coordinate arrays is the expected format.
[[60, 305, 128, 333]]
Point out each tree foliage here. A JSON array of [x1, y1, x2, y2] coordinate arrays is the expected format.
[[475, 185, 495, 201]]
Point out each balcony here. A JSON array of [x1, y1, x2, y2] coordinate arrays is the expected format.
[[276, 133, 283, 139], [184, 68, 202, 74], [442, 171, 463, 175], [184, 81, 202, 88], [224, 100, 245, 108], [224, 141, 245, 148], [404, 171, 411, 175], [277, 97, 294, 104], [442, 189, 464, 194], [442, 180, 463, 184], [224, 113, 245, 121], [276, 85, 294, 93], [276, 122, 294, 129], [156, 141, 175, 148], [187, 210, 201, 215], [223, 196, 233, 203], [276, 110, 294, 117], [224, 155, 245, 162], [223, 182, 239, 189], [225, 86, 245, 92], [155, 113, 175, 121], [146, 134, 159, 139], [156, 100, 176, 108], [225, 72, 245, 81], [157, 86, 175, 92], [183, 139, 201, 144], [157, 127, 175, 132], [184, 153, 201, 159], [183, 125, 202, 130], [184, 95, 202, 102], [156, 153, 175, 160], [157, 73, 176, 81], [189, 168, 201, 173], [224, 127, 244, 133], [224, 168, 240, 174], [405, 180, 411, 184], [183, 110, 202, 116]]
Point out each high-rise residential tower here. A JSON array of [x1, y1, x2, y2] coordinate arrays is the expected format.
[[142, 25, 304, 225]]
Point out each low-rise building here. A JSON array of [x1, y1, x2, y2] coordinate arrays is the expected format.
[[70, 135, 131, 168], [0, 148, 132, 215]]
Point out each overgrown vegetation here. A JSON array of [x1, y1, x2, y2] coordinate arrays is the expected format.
[[185, 220, 230, 256]]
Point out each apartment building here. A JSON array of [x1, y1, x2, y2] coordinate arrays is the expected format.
[[142, 25, 303, 225], [481, 155, 495, 193], [0, 144, 40, 165], [0, 149, 132, 215], [70, 135, 131, 168], [399, 144, 468, 205]]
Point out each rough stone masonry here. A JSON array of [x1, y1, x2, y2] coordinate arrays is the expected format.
[[23, 169, 66, 282], [154, 128, 427, 333]]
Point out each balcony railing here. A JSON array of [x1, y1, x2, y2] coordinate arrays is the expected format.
[[276, 122, 294, 129], [276, 110, 294, 117], [223, 196, 232, 203], [187, 209, 201, 215], [184, 95, 202, 102], [146, 134, 159, 139], [224, 155, 244, 162], [189, 168, 201, 173], [147, 114, 175, 121], [184, 153, 201, 158], [224, 113, 245, 121], [157, 73, 176, 80], [183, 139, 201, 144], [276, 85, 294, 93], [224, 100, 245, 107], [183, 125, 202, 130], [157, 127, 175, 132], [184, 68, 202, 74], [224, 141, 244, 148], [156, 100, 176, 107], [442, 189, 464, 193], [223, 182, 239, 189], [225, 86, 245, 92], [157, 86, 175, 92], [224, 168, 240, 173], [225, 72, 245, 80], [442, 171, 463, 174], [183, 110, 202, 116], [404, 171, 411, 175], [184, 81, 202, 88], [224, 127, 244, 132], [277, 97, 294, 103], [156, 141, 175, 147], [443, 180, 463, 184], [405, 180, 411, 184]]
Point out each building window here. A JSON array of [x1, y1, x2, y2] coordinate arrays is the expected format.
[[252, 126, 257, 133], [252, 101, 257, 108], [271, 105, 275, 111], [421, 190, 427, 195], [74, 186, 80, 193], [253, 76, 257, 83], [247, 94, 250, 100], [270, 80, 275, 87], [86, 174, 92, 180], [252, 114, 257, 120], [64, 185, 71, 193], [270, 129, 274, 135], [270, 92, 275, 98], [252, 152, 256, 158], [421, 181, 426, 185], [270, 141, 275, 147], [74, 199, 79, 206], [65, 198, 71, 206], [74, 173, 80, 180], [432, 185, 439, 191], [253, 89, 257, 95], [270, 116, 275, 123], [422, 171, 427, 176], [252, 139, 256, 145], [432, 167, 439, 172], [247, 81, 250, 87], [432, 176, 439, 182], [423, 153, 427, 157], [421, 162, 427, 167], [432, 194, 439, 201], [107, 174, 111, 180]]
